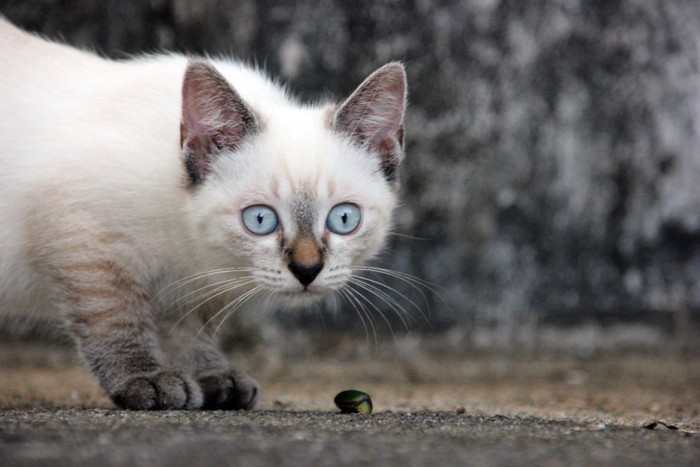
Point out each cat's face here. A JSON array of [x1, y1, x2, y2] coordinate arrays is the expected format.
[[181, 61, 406, 307]]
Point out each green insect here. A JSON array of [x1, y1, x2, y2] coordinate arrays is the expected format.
[[334, 389, 373, 414]]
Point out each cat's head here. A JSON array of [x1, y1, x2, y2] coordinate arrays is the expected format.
[[180, 60, 406, 307]]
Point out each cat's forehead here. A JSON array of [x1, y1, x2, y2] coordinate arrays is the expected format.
[[265, 107, 335, 167], [255, 107, 358, 192]]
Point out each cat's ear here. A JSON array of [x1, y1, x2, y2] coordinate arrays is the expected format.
[[333, 62, 407, 183], [180, 60, 258, 184]]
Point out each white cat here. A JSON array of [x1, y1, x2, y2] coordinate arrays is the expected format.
[[0, 19, 407, 410]]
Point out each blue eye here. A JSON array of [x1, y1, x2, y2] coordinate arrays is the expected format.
[[326, 203, 361, 235], [241, 205, 279, 235]]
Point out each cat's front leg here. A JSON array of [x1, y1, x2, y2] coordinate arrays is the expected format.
[[50, 260, 203, 410], [169, 327, 259, 410], [197, 368, 259, 410], [110, 369, 202, 410]]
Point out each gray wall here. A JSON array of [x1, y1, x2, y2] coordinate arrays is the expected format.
[[3, 0, 700, 349]]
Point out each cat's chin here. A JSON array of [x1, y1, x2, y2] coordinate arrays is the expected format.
[[274, 289, 329, 309]]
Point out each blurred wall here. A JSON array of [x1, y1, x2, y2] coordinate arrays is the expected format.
[[3, 0, 700, 349]]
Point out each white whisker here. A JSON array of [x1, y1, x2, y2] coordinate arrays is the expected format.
[[351, 274, 428, 326], [338, 287, 375, 348], [209, 285, 264, 339], [191, 285, 262, 340], [327, 264, 447, 339], [348, 281, 401, 340], [167, 276, 257, 334], [347, 278, 410, 333], [352, 265, 439, 291], [168, 277, 248, 308], [352, 265, 448, 313], [387, 231, 430, 241], [154, 267, 257, 304], [173, 277, 257, 310]]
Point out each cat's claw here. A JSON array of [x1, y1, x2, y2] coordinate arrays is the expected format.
[[197, 369, 259, 410], [110, 370, 203, 410]]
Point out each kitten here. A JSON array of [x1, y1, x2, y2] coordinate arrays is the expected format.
[[0, 19, 407, 410]]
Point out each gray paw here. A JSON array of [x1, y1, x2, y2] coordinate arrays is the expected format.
[[110, 370, 203, 410], [198, 369, 259, 410]]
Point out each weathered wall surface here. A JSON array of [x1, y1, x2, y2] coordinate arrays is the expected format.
[[3, 0, 700, 348]]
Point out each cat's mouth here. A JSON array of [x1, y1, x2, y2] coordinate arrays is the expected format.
[[274, 288, 327, 308], [289, 284, 332, 296], [270, 281, 343, 308]]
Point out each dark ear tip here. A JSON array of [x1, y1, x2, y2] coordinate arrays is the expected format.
[[186, 58, 211, 68], [184, 60, 216, 80], [373, 62, 407, 95], [382, 61, 406, 72], [376, 62, 406, 78]]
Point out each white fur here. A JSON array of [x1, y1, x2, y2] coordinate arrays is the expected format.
[[0, 18, 399, 325]]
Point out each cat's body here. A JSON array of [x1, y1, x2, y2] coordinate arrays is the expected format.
[[0, 19, 407, 410]]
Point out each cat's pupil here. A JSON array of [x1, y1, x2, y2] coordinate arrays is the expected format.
[[341, 213, 348, 224], [257, 213, 264, 224]]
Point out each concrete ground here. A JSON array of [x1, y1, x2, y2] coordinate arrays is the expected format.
[[1, 341, 698, 466]]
